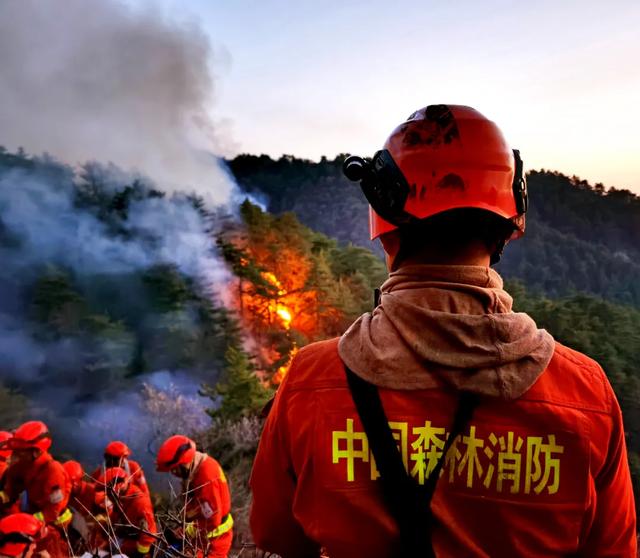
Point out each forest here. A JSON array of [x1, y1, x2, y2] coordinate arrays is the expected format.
[[1, 146, 639, 544]]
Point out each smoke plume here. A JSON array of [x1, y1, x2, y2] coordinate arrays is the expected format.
[[0, 0, 241, 479], [0, 0, 232, 202]]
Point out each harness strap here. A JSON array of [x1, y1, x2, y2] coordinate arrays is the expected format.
[[344, 364, 477, 557]]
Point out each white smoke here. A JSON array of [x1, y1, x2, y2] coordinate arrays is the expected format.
[[0, 0, 233, 203], [0, 0, 241, 472]]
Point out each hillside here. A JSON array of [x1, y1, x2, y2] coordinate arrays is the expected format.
[[1, 146, 640, 537], [227, 155, 640, 306]]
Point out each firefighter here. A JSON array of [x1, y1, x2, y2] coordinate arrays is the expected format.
[[62, 461, 95, 519], [250, 105, 636, 557], [156, 435, 233, 558], [0, 513, 46, 558], [0, 421, 72, 558], [94, 467, 157, 558], [62, 461, 96, 552], [92, 441, 149, 497], [0, 433, 12, 496], [0, 434, 19, 520]]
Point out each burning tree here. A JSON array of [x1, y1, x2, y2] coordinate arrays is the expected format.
[[216, 200, 386, 385]]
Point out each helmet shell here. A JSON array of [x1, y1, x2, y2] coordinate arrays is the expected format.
[[104, 441, 130, 459], [370, 104, 525, 240], [0, 513, 45, 557], [156, 435, 196, 472], [63, 460, 84, 485], [9, 421, 51, 453]]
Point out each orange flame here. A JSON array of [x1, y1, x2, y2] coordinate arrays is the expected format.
[[260, 271, 294, 329]]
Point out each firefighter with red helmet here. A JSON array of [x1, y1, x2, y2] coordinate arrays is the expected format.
[[0, 434, 20, 521], [0, 422, 72, 558], [0, 433, 11, 480], [92, 441, 149, 497], [94, 467, 157, 558], [0, 434, 12, 504], [250, 105, 636, 556], [0, 513, 46, 558], [62, 460, 97, 552], [62, 461, 95, 519], [156, 435, 233, 558]]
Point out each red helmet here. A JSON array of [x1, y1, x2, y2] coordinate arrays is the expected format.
[[345, 105, 527, 240], [9, 421, 51, 452], [0, 431, 12, 460], [0, 513, 46, 557], [63, 460, 84, 485], [156, 435, 196, 472], [104, 441, 130, 459], [97, 467, 130, 495]]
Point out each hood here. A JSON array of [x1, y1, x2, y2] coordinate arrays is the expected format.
[[338, 265, 554, 400]]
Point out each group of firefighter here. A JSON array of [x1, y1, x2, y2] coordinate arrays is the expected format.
[[0, 421, 233, 558]]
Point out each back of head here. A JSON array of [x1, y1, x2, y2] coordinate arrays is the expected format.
[[343, 104, 527, 268]]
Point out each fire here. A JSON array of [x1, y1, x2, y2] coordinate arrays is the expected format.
[[276, 307, 292, 328], [260, 271, 295, 329]]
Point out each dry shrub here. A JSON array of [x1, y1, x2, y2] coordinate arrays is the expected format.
[[195, 416, 263, 549]]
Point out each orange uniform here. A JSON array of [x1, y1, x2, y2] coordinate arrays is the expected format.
[[251, 337, 637, 558], [1, 453, 72, 558], [109, 483, 157, 556], [91, 458, 149, 496], [69, 479, 96, 517], [184, 452, 233, 558]]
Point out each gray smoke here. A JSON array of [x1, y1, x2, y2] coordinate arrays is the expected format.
[[0, 0, 241, 476], [0, 0, 233, 202], [0, 161, 222, 480]]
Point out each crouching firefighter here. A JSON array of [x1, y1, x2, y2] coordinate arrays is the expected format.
[[0, 513, 46, 558], [156, 436, 233, 558], [95, 467, 157, 558], [92, 441, 149, 497], [0, 422, 72, 558], [249, 105, 636, 557]]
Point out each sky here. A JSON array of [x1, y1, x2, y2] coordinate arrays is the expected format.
[[0, 0, 640, 193], [40, 0, 640, 192]]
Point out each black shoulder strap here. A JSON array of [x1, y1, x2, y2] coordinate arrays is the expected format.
[[344, 365, 477, 557]]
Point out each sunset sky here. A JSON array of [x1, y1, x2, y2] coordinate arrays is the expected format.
[[114, 1, 640, 192]]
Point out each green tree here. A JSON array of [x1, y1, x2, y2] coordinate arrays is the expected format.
[[203, 346, 271, 421]]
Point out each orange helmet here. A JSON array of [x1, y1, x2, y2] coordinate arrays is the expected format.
[[104, 441, 130, 459], [63, 460, 84, 485], [97, 467, 130, 495], [0, 513, 46, 557], [156, 435, 196, 472], [9, 421, 51, 453], [0, 431, 12, 460], [343, 104, 527, 240]]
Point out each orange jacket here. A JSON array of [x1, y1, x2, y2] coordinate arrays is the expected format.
[[111, 484, 157, 555], [91, 458, 149, 497], [69, 480, 96, 518], [183, 452, 233, 556], [2, 453, 71, 526], [250, 338, 637, 558]]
